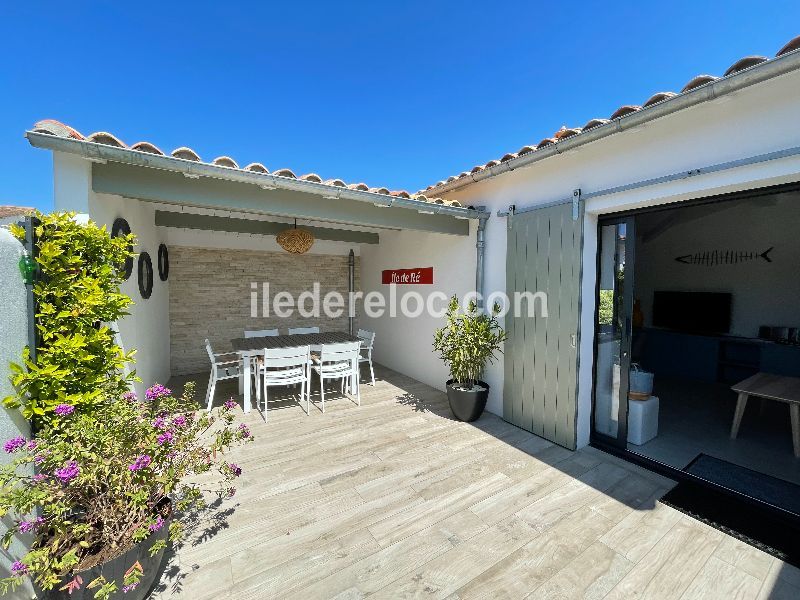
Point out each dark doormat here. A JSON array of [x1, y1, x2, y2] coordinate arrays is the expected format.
[[660, 454, 800, 567]]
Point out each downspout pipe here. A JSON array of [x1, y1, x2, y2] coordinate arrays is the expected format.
[[348, 249, 355, 335], [475, 213, 489, 311]]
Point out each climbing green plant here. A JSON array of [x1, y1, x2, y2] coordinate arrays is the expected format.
[[5, 211, 137, 423], [433, 296, 507, 389]]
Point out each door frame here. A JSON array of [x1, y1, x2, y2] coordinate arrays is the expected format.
[[590, 214, 636, 449]]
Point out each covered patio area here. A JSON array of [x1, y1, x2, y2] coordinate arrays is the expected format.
[[152, 364, 795, 600]]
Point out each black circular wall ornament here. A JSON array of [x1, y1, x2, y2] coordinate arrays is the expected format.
[[138, 252, 153, 299], [157, 243, 169, 281], [111, 218, 134, 281]]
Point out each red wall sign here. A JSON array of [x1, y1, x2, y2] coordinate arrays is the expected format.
[[381, 267, 434, 285]]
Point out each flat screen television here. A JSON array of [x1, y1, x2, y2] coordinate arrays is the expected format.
[[652, 291, 732, 334]]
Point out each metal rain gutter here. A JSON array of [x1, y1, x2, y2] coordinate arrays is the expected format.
[[428, 48, 800, 196], [25, 131, 489, 221]]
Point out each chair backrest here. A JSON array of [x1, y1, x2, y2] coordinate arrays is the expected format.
[[245, 329, 279, 338], [204, 338, 215, 363], [357, 329, 375, 350], [319, 341, 361, 366], [288, 326, 320, 335], [263, 345, 310, 369]]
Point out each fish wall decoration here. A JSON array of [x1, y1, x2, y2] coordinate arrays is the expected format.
[[675, 247, 773, 266]]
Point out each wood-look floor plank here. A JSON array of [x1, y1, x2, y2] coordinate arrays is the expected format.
[[604, 517, 723, 600], [156, 365, 794, 600]]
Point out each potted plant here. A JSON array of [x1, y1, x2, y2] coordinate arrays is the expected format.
[[0, 384, 252, 599], [0, 212, 253, 599], [433, 296, 507, 422]]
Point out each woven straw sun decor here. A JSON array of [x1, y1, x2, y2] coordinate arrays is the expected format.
[[276, 220, 315, 254]]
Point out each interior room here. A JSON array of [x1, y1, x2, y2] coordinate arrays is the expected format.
[[596, 186, 800, 495]]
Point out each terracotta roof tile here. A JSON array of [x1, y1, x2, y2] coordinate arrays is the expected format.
[[244, 162, 269, 173], [724, 56, 768, 76], [86, 131, 125, 147], [299, 173, 323, 183], [777, 35, 800, 57], [609, 105, 641, 119], [130, 141, 164, 155], [421, 34, 800, 195], [212, 156, 239, 169], [0, 205, 34, 219], [642, 92, 677, 108], [171, 147, 201, 162], [681, 74, 718, 93]]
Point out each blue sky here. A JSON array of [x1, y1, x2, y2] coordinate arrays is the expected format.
[[1, 2, 797, 211]]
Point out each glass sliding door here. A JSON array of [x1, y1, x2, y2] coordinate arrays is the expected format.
[[593, 217, 635, 448]]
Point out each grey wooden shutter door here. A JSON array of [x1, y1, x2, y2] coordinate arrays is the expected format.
[[503, 202, 583, 450]]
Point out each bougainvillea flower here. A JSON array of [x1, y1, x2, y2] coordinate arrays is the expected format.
[[54, 404, 75, 416], [54, 461, 80, 484], [145, 384, 172, 401], [4, 436, 26, 453], [128, 454, 152, 471]]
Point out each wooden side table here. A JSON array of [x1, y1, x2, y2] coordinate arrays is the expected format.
[[730, 372, 800, 458]]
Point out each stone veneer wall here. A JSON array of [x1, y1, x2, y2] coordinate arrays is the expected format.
[[169, 246, 360, 376]]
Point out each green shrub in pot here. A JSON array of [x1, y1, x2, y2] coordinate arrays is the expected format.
[[433, 296, 507, 421]]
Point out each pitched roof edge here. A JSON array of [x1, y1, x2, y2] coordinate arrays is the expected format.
[[426, 36, 800, 197]]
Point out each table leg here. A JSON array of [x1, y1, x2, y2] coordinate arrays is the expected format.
[[730, 392, 748, 439], [243, 355, 251, 414], [790, 402, 800, 458]]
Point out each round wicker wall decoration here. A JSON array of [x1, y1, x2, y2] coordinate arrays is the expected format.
[[138, 252, 153, 299], [276, 220, 314, 254], [111, 217, 134, 281], [157, 243, 169, 281]]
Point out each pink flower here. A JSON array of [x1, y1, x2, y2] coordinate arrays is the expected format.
[[149, 516, 164, 532], [152, 416, 167, 430], [227, 463, 242, 477], [172, 415, 187, 428], [32, 473, 47, 483], [122, 391, 137, 402], [25, 440, 38, 451], [128, 454, 152, 471], [122, 583, 139, 593], [223, 399, 237, 410], [10, 561, 28, 576], [54, 461, 79, 484], [4, 436, 26, 453], [238, 424, 252, 439], [157, 431, 174, 446], [54, 404, 75, 416], [18, 517, 45, 534], [145, 384, 171, 401]]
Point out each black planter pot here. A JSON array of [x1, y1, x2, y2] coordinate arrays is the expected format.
[[446, 379, 490, 422], [37, 512, 171, 600]]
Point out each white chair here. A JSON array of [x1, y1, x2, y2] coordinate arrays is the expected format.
[[244, 329, 279, 338], [258, 345, 311, 421], [288, 326, 320, 335], [204, 338, 242, 411], [311, 342, 361, 413], [243, 329, 280, 394], [357, 329, 376, 386]]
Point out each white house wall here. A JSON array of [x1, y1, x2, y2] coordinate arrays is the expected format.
[[53, 153, 171, 399], [445, 68, 800, 448], [359, 227, 477, 398]]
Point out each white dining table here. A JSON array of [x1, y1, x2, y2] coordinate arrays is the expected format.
[[230, 332, 361, 413]]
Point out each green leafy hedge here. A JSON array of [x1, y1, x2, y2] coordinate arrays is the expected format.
[[5, 212, 137, 423]]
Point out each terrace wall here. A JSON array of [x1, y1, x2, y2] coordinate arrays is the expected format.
[[169, 246, 361, 376]]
